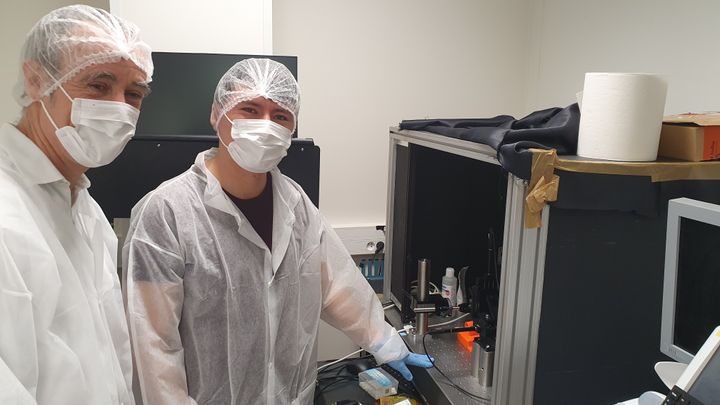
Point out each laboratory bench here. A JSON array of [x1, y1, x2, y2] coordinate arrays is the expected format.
[[314, 308, 487, 405], [386, 308, 491, 405]]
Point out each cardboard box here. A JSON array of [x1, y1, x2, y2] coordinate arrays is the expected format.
[[659, 113, 720, 161]]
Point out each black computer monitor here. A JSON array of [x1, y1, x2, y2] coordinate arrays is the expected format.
[[86, 135, 319, 223], [136, 52, 298, 137], [661, 198, 720, 363]]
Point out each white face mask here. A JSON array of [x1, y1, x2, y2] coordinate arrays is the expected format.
[[219, 117, 292, 173], [40, 87, 140, 168]]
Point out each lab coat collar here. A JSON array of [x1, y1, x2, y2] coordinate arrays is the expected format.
[[195, 148, 232, 215], [0, 123, 90, 189], [270, 165, 301, 274], [193, 148, 301, 275]]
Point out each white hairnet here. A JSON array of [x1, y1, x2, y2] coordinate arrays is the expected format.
[[212, 58, 299, 131], [14, 4, 153, 107]]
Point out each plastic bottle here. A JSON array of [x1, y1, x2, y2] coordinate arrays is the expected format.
[[441, 267, 458, 307]]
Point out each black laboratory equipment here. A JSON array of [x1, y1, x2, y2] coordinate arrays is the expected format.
[[87, 135, 320, 223], [385, 128, 720, 404], [388, 143, 507, 324], [385, 142, 505, 401]]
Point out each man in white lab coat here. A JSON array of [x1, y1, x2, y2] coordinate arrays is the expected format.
[[124, 58, 432, 405], [0, 5, 152, 404]]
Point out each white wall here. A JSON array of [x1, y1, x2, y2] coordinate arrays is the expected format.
[[524, 0, 720, 115], [11, 1, 713, 229], [109, 0, 272, 54], [273, 0, 531, 227], [1, 0, 271, 124], [0, 0, 109, 124]]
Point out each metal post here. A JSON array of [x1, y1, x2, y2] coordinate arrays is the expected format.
[[416, 259, 430, 335], [473, 340, 495, 387]]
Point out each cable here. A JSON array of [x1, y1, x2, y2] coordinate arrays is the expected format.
[[491, 228, 500, 290], [422, 333, 486, 402], [430, 281, 440, 294], [317, 348, 364, 371], [316, 354, 373, 376], [317, 374, 356, 383], [410, 280, 441, 295], [422, 333, 485, 401], [428, 326, 475, 335], [315, 376, 358, 398], [375, 241, 385, 255], [429, 312, 469, 328], [318, 321, 410, 372]]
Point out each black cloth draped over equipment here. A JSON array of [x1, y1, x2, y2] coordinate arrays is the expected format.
[[399, 103, 580, 180]]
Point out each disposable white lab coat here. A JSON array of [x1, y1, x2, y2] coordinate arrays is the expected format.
[[124, 148, 408, 405], [0, 123, 134, 404]]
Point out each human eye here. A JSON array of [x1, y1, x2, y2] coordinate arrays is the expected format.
[[125, 90, 144, 101], [88, 81, 110, 94]]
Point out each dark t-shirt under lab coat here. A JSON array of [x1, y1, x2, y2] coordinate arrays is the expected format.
[[225, 173, 273, 250]]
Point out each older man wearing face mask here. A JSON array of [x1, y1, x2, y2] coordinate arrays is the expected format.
[[0, 5, 152, 405], [124, 58, 431, 405]]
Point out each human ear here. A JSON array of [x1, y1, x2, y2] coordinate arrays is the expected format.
[[210, 104, 220, 130], [22, 61, 45, 101]]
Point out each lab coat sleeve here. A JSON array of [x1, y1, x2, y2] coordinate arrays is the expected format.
[[0, 233, 38, 405], [124, 197, 197, 405], [318, 220, 409, 364]]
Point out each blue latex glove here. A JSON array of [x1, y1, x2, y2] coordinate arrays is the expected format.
[[387, 352, 434, 381]]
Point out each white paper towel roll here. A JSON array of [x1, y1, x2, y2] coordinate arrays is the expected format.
[[577, 73, 668, 161]]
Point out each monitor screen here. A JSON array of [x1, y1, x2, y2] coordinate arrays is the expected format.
[[661, 198, 720, 363], [86, 135, 320, 223], [136, 52, 298, 136], [674, 217, 720, 356]]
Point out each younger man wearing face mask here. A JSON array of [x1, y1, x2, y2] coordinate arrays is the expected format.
[[0, 5, 152, 405], [124, 59, 431, 405]]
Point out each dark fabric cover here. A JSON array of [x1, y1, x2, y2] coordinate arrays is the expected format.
[[399, 104, 580, 179]]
